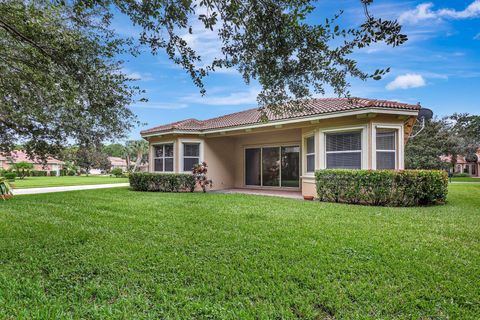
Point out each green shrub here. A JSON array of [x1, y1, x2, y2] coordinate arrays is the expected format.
[[315, 169, 448, 207], [129, 173, 196, 192], [67, 170, 76, 176], [31, 170, 48, 177], [453, 173, 469, 178], [110, 168, 124, 178], [49, 171, 58, 176], [4, 172, 17, 181]]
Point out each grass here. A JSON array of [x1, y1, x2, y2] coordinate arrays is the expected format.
[[0, 185, 479, 319], [451, 176, 480, 183], [10, 175, 128, 189]]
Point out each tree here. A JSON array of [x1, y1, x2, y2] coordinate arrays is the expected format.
[[125, 140, 149, 172], [102, 144, 127, 158], [1, 0, 407, 158], [1, 1, 141, 160], [75, 145, 111, 174], [406, 115, 479, 171], [14, 161, 33, 179]]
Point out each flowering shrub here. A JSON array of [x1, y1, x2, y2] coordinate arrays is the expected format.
[[192, 162, 213, 193], [315, 169, 448, 206]]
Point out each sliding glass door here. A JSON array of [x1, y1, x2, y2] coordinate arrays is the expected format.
[[245, 145, 299, 188]]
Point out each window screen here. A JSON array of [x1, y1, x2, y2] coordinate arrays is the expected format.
[[305, 136, 315, 172], [376, 130, 396, 170], [153, 144, 174, 172], [183, 143, 200, 171], [325, 131, 362, 169]]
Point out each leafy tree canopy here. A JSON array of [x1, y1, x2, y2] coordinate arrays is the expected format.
[[1, 0, 407, 159]]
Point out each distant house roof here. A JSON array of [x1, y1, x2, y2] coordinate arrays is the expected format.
[[141, 97, 420, 136], [0, 150, 64, 165], [108, 157, 127, 166], [441, 149, 480, 164]]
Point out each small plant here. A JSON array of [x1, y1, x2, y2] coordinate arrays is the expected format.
[[192, 162, 213, 193], [110, 168, 124, 178], [0, 177, 13, 200], [4, 172, 17, 181]]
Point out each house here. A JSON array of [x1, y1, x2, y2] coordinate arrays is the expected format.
[[440, 150, 480, 177], [141, 98, 420, 197], [108, 157, 128, 171], [0, 150, 64, 175]]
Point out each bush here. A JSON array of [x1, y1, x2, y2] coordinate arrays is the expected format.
[[67, 170, 76, 176], [315, 169, 448, 207], [49, 170, 58, 176], [4, 172, 17, 181], [129, 173, 196, 192], [31, 170, 48, 177], [110, 168, 124, 178], [452, 173, 469, 178]]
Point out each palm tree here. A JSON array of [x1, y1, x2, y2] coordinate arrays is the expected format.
[[125, 140, 148, 172]]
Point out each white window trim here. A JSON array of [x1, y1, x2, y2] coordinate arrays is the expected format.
[[302, 130, 316, 176], [372, 123, 404, 170], [319, 125, 369, 170], [151, 141, 176, 173], [179, 138, 204, 172]]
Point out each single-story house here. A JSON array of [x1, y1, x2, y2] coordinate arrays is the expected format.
[[0, 150, 64, 175], [140, 98, 420, 197], [440, 150, 480, 177], [108, 157, 128, 171]]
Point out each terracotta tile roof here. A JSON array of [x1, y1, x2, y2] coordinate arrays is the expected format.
[[0, 150, 64, 164], [141, 97, 420, 135], [108, 157, 127, 166]]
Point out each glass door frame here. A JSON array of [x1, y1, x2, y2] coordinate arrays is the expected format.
[[243, 143, 301, 189]]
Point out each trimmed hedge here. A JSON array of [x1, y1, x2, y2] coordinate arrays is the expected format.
[[315, 169, 448, 206], [129, 173, 196, 192]]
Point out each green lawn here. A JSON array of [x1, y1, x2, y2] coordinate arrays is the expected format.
[[10, 175, 128, 189], [451, 176, 480, 183], [0, 185, 479, 319]]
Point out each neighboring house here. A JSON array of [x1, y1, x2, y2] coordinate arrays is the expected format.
[[440, 150, 480, 177], [89, 157, 128, 175], [108, 157, 128, 171], [0, 150, 64, 175], [141, 98, 420, 197]]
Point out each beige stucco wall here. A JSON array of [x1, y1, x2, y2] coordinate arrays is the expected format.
[[145, 114, 413, 196]]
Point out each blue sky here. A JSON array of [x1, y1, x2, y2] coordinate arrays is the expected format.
[[113, 0, 480, 140]]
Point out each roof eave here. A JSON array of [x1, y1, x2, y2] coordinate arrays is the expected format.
[[141, 107, 419, 138]]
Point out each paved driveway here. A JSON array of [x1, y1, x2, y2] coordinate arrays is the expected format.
[[12, 183, 129, 195]]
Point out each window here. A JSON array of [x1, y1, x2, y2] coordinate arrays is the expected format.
[[183, 143, 200, 171], [153, 143, 174, 172], [376, 129, 396, 169], [305, 136, 315, 173], [325, 131, 362, 169]]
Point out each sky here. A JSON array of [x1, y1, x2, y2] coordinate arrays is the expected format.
[[112, 0, 480, 140]]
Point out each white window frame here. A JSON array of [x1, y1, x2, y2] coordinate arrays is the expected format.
[[151, 141, 175, 173], [302, 131, 316, 176], [319, 125, 368, 170], [179, 138, 204, 172], [372, 123, 404, 170]]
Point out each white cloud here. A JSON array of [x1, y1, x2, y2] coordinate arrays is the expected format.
[[386, 74, 426, 90], [130, 103, 188, 110], [182, 88, 260, 106], [399, 3, 438, 24], [438, 1, 480, 19], [122, 68, 154, 81], [474, 32, 480, 40], [399, 1, 480, 24]]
